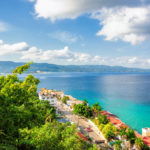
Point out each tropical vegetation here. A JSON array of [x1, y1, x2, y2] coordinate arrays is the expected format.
[[62, 96, 69, 104], [0, 63, 97, 150], [73, 100, 93, 118]]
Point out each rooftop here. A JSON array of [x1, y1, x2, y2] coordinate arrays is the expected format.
[[101, 110, 150, 147]]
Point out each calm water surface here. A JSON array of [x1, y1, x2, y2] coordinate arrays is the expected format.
[[23, 72, 150, 133]]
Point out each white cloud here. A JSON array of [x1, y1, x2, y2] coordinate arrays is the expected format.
[[128, 57, 137, 64], [1, 40, 150, 68], [0, 22, 8, 32], [0, 40, 28, 56], [29, 0, 150, 44], [21, 46, 92, 64], [49, 31, 78, 44], [92, 6, 150, 45], [30, 0, 142, 22]]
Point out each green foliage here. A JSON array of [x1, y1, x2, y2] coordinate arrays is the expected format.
[[0, 63, 97, 150], [117, 126, 127, 137], [19, 122, 97, 150], [83, 99, 88, 105], [98, 124, 105, 131], [102, 123, 117, 141], [0, 63, 56, 147], [92, 102, 102, 112], [73, 102, 93, 118], [126, 129, 136, 144], [62, 96, 69, 104], [135, 138, 144, 149], [0, 144, 17, 150], [113, 140, 122, 150], [98, 114, 109, 125], [13, 62, 33, 74]]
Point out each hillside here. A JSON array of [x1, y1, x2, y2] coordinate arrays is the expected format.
[[0, 61, 150, 73]]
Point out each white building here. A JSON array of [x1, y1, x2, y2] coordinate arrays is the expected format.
[[142, 128, 150, 137], [39, 88, 64, 108], [39, 93, 57, 107]]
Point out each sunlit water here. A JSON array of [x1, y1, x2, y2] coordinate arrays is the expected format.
[[18, 72, 150, 133]]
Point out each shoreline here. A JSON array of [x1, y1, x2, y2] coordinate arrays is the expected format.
[[64, 94, 150, 147], [39, 88, 150, 147]]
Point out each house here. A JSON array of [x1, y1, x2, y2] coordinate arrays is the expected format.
[[39, 88, 64, 107], [142, 128, 150, 137], [39, 92, 57, 107]]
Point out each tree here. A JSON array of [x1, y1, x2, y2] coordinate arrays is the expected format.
[[135, 138, 144, 150], [126, 129, 136, 144], [117, 126, 127, 139], [0, 63, 55, 147], [102, 123, 117, 141], [91, 102, 102, 117], [13, 62, 33, 74], [19, 121, 97, 150], [73, 103, 93, 118], [0, 63, 98, 150], [98, 114, 109, 125], [83, 99, 88, 105], [92, 102, 102, 112], [62, 96, 69, 104]]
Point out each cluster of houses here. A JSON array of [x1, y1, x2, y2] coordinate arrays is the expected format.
[[38, 88, 150, 147], [39, 88, 64, 107], [38, 88, 83, 108]]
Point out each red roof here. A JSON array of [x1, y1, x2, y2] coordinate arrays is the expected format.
[[78, 132, 89, 142], [135, 131, 142, 138], [101, 111, 118, 118], [143, 136, 150, 146], [135, 131, 150, 146], [107, 116, 124, 126], [101, 111, 150, 147]]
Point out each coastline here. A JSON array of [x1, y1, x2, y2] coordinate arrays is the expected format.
[[63, 94, 150, 147], [39, 87, 150, 148]]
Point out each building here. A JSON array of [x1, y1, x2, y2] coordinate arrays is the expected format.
[[39, 88, 64, 107], [142, 128, 150, 137], [39, 92, 57, 107]]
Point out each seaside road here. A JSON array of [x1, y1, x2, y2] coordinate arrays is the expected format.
[[57, 101, 110, 149]]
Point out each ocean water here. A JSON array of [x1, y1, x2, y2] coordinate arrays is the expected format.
[[24, 72, 150, 133]]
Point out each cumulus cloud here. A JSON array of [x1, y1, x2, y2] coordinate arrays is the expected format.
[[49, 31, 78, 44], [0, 40, 109, 65], [30, 0, 141, 21], [92, 6, 150, 45], [1, 40, 150, 68], [0, 40, 28, 56], [29, 0, 150, 44], [21, 46, 92, 64]]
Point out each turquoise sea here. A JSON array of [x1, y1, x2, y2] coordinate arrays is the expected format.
[[25, 72, 150, 134]]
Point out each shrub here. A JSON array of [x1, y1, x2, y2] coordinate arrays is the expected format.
[[62, 96, 69, 104], [117, 126, 127, 137], [19, 122, 98, 150], [98, 114, 109, 125], [135, 138, 144, 149], [73, 103, 92, 118], [113, 140, 122, 150], [98, 124, 105, 131], [102, 123, 117, 141], [92, 102, 102, 112], [126, 129, 136, 144]]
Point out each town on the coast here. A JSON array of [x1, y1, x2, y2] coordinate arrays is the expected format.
[[39, 88, 150, 150]]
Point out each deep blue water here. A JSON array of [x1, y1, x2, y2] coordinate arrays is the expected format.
[[22, 72, 150, 133]]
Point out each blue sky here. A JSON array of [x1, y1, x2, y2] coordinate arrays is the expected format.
[[0, 0, 150, 68]]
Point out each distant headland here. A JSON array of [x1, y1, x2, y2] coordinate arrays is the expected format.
[[0, 61, 150, 73]]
